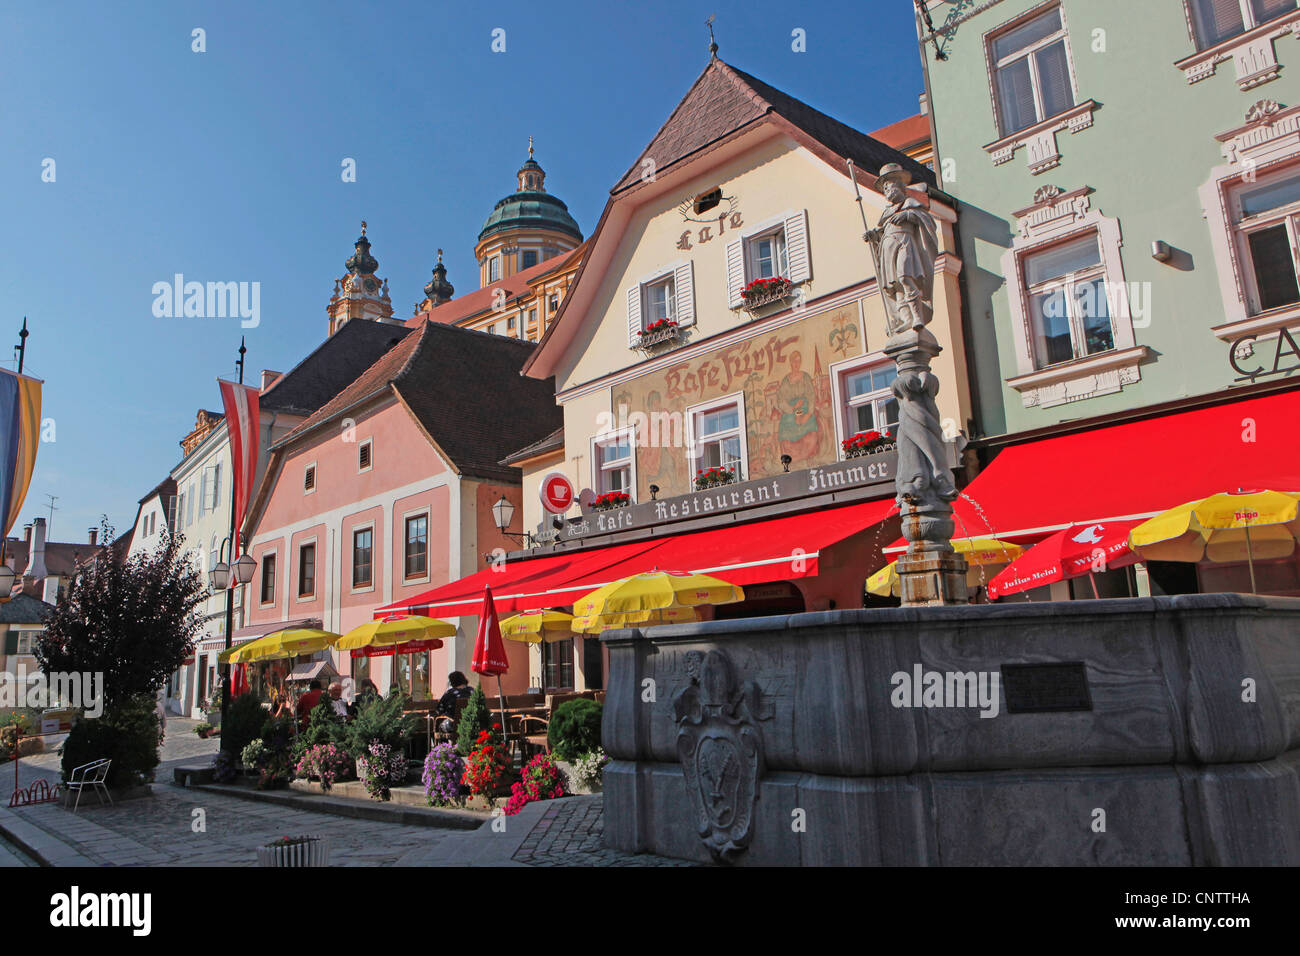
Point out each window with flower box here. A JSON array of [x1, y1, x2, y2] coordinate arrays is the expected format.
[[688, 395, 746, 483], [626, 262, 695, 347], [592, 431, 634, 499], [725, 210, 811, 308], [843, 364, 899, 439]]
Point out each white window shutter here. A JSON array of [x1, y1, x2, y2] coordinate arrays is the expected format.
[[784, 209, 811, 284], [626, 285, 643, 347], [725, 238, 745, 308], [674, 261, 696, 327]]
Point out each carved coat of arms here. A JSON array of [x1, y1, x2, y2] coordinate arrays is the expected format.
[[674, 649, 768, 863]]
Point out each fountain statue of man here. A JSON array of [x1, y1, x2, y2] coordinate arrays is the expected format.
[[862, 163, 965, 603], [864, 163, 940, 337]]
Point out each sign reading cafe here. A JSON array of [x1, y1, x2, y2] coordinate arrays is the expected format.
[[1229, 329, 1300, 382], [563, 451, 896, 541]]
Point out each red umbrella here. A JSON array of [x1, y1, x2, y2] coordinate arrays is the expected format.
[[987, 520, 1143, 600], [471, 587, 512, 754], [231, 663, 250, 698]]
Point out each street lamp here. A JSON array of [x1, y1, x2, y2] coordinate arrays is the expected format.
[[492, 495, 532, 548], [233, 552, 256, 585], [0, 562, 15, 602]]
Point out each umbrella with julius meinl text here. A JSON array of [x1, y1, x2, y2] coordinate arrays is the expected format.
[[986, 520, 1144, 600], [472, 587, 513, 754]]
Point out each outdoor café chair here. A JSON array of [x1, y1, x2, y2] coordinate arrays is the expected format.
[[66, 758, 113, 813]]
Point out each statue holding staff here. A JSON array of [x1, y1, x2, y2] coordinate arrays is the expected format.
[[863, 163, 940, 337]]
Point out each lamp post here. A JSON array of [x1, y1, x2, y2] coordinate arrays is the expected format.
[[218, 338, 247, 743], [492, 495, 532, 549]]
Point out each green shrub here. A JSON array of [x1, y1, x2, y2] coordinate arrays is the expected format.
[[61, 695, 160, 789], [346, 690, 413, 760], [221, 693, 268, 758], [548, 699, 603, 761], [295, 697, 347, 760], [256, 714, 296, 789], [455, 684, 493, 756]]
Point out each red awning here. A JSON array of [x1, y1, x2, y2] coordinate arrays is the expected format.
[[383, 498, 898, 616], [888, 387, 1300, 551]]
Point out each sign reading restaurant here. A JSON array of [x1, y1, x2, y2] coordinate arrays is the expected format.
[[562, 451, 897, 541]]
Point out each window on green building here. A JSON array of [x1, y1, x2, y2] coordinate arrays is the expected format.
[[1236, 169, 1300, 313], [1189, 0, 1295, 52], [989, 7, 1075, 137], [1023, 234, 1114, 369]]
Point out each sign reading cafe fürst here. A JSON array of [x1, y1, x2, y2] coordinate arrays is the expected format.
[[564, 450, 896, 541]]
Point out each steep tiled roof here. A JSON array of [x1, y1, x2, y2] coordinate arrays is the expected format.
[[613, 57, 934, 193], [500, 426, 564, 466], [279, 321, 563, 483], [0, 592, 54, 624], [260, 318, 414, 416], [870, 113, 930, 152]]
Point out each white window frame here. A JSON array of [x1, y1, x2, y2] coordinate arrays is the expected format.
[[303, 461, 317, 495], [401, 507, 431, 585], [358, 438, 373, 474], [829, 353, 900, 454], [642, 274, 677, 327], [351, 522, 375, 594], [488, 256, 501, 283], [1000, 189, 1147, 408], [590, 428, 637, 500], [14, 629, 42, 656], [725, 210, 810, 307], [296, 537, 317, 602], [1176, 2, 1299, 86], [1021, 233, 1116, 369], [1229, 164, 1300, 316], [1201, 104, 1300, 340], [685, 392, 748, 481], [986, 3, 1077, 139], [627, 260, 695, 347], [744, 226, 789, 282]]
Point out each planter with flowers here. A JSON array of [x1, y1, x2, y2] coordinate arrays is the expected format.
[[462, 725, 511, 808], [841, 430, 894, 459], [356, 740, 408, 801], [256, 834, 329, 867], [636, 318, 681, 350], [294, 743, 354, 793], [504, 753, 567, 815], [695, 465, 737, 490], [422, 742, 466, 808], [592, 491, 631, 512], [741, 276, 793, 312]]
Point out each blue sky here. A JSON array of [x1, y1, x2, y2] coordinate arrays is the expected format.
[[0, 0, 926, 545]]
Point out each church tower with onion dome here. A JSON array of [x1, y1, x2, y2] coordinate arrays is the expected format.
[[326, 221, 400, 337], [474, 139, 583, 289]]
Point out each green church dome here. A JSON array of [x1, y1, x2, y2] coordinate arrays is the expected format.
[[478, 190, 582, 244]]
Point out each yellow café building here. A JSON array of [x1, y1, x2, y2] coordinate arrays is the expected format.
[[382, 55, 972, 694]]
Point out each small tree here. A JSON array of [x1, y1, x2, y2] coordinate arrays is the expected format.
[[35, 522, 207, 710], [456, 684, 494, 756]]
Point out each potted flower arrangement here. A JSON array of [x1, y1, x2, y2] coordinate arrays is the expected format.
[[356, 740, 408, 801], [294, 743, 354, 793], [240, 739, 266, 782], [695, 465, 737, 490], [741, 276, 793, 311], [194, 722, 213, 739], [504, 752, 567, 815], [841, 429, 894, 458], [256, 834, 329, 867], [636, 318, 680, 349], [462, 725, 509, 806], [568, 748, 610, 795], [592, 491, 631, 511], [422, 742, 466, 807]]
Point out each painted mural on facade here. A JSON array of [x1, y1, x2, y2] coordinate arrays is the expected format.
[[614, 303, 864, 500]]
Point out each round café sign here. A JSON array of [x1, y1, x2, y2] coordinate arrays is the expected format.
[[539, 472, 575, 514]]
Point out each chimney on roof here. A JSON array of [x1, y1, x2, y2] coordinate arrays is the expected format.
[[919, 92, 929, 115], [23, 523, 31, 547], [26, 517, 47, 581], [42, 575, 59, 605], [261, 369, 282, 391], [88, 527, 98, 547]]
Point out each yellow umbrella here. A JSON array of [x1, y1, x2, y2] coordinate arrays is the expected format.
[[867, 537, 1024, 598], [1129, 489, 1300, 593], [336, 614, 457, 652], [221, 628, 341, 664], [500, 609, 576, 643], [573, 570, 744, 619], [571, 605, 701, 633]]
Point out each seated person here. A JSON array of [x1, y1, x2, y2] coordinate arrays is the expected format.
[[435, 671, 474, 733], [296, 680, 324, 728], [328, 682, 348, 719]]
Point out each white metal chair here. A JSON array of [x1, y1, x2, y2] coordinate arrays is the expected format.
[[65, 758, 113, 812]]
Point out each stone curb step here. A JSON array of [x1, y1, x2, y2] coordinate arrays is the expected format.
[[184, 782, 486, 830], [0, 805, 98, 867]]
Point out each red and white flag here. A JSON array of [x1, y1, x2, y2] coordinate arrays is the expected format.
[[218, 379, 260, 547]]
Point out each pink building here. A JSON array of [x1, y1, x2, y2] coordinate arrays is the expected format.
[[241, 318, 563, 699]]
